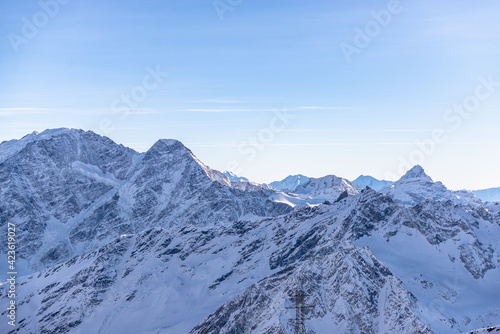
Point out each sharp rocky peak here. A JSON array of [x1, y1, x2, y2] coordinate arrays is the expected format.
[[144, 138, 230, 186], [144, 138, 203, 169], [150, 138, 189, 153], [398, 165, 433, 182]]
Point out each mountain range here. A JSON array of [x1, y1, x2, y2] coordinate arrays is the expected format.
[[269, 175, 309, 192], [351, 175, 393, 191], [0, 128, 499, 334], [269, 171, 500, 203]]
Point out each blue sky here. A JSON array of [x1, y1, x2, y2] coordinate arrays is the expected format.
[[1, 0, 500, 189]]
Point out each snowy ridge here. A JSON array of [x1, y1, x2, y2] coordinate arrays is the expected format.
[[0, 129, 73, 164], [351, 175, 393, 191], [269, 174, 310, 192]]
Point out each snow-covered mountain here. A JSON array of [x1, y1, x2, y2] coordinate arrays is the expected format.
[[381, 165, 481, 207], [293, 174, 360, 201], [0, 129, 290, 275], [0, 130, 499, 334], [352, 175, 393, 191], [269, 174, 309, 192], [473, 187, 500, 203], [224, 171, 249, 182]]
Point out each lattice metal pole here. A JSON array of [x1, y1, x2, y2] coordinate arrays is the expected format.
[[286, 286, 313, 334]]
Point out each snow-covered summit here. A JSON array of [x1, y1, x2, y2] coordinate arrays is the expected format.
[[0, 128, 137, 165], [351, 175, 393, 191], [399, 165, 432, 182], [269, 174, 310, 191], [145, 138, 232, 186], [294, 174, 360, 201], [382, 165, 480, 206], [159, 138, 183, 146], [0, 128, 71, 163]]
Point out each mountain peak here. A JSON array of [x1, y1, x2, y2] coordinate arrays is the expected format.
[[382, 165, 480, 206], [0, 128, 87, 164], [148, 138, 191, 156], [144, 138, 234, 187], [399, 165, 432, 182], [15, 128, 76, 142], [38, 127, 74, 136], [159, 138, 184, 147]]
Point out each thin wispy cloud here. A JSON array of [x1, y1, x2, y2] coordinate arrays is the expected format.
[[0, 108, 160, 116], [0, 108, 51, 116], [282, 129, 450, 133], [187, 141, 490, 148], [94, 109, 160, 115], [296, 106, 349, 110], [193, 99, 245, 104], [0, 108, 49, 111], [183, 108, 258, 113], [66, 108, 160, 115]]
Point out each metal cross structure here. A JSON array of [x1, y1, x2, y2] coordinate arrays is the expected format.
[[286, 287, 313, 334]]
